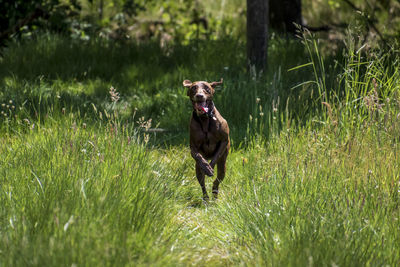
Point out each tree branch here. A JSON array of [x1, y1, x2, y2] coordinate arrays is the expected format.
[[0, 7, 46, 43], [339, 0, 390, 48]]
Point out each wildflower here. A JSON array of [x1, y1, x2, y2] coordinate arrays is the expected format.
[[9, 100, 12, 104], [137, 117, 152, 131], [109, 86, 120, 102], [256, 97, 260, 104]]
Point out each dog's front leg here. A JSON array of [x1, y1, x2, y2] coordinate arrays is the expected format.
[[195, 162, 209, 200], [190, 143, 214, 177]]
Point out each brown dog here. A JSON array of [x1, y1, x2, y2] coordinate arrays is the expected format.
[[183, 78, 230, 200]]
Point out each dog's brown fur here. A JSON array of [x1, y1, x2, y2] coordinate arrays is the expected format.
[[183, 78, 230, 200]]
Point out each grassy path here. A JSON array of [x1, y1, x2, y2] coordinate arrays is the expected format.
[[150, 146, 238, 265]]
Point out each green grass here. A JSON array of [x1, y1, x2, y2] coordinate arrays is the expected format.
[[1, 33, 400, 266]]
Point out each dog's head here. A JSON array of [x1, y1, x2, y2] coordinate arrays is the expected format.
[[183, 78, 223, 116]]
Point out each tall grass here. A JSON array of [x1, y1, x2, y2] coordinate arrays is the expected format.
[[217, 127, 400, 265], [0, 113, 185, 265], [1, 33, 400, 265], [209, 31, 400, 266], [0, 34, 313, 140]]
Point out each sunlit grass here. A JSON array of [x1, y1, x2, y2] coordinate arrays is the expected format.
[[1, 33, 400, 265]]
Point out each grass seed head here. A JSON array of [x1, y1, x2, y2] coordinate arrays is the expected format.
[[109, 86, 120, 102]]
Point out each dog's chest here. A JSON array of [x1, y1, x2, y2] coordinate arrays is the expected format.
[[200, 136, 218, 156], [197, 120, 220, 154]]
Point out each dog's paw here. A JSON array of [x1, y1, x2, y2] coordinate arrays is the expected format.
[[212, 192, 219, 200], [204, 166, 214, 177], [200, 162, 214, 177]]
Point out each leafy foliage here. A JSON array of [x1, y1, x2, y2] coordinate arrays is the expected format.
[[0, 0, 82, 42]]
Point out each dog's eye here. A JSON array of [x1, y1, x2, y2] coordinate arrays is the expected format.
[[205, 87, 211, 93]]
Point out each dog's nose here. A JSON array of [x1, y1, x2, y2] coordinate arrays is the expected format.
[[194, 94, 206, 101]]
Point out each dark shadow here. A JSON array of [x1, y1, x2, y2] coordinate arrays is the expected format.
[[0, 35, 344, 148], [185, 197, 217, 208], [186, 198, 205, 208]]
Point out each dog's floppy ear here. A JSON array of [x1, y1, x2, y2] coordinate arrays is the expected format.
[[210, 78, 223, 89], [183, 80, 192, 88], [183, 80, 193, 96]]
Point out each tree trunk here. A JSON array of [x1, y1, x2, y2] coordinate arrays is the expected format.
[[99, 0, 104, 20], [247, 0, 269, 74], [269, 0, 302, 35]]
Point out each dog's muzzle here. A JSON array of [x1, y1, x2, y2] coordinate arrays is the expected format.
[[194, 101, 208, 115]]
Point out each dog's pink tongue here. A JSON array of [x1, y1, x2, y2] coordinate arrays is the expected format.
[[196, 102, 208, 113]]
